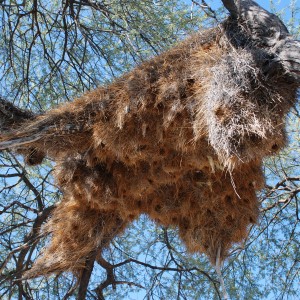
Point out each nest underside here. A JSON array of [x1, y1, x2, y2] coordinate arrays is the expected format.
[[3, 25, 297, 278]]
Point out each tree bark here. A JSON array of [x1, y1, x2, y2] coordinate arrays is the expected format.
[[77, 250, 97, 300], [222, 0, 300, 83]]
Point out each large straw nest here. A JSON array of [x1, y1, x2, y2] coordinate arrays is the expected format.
[[1, 24, 297, 278]]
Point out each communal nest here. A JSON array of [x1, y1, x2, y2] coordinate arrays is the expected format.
[[0, 15, 298, 279]]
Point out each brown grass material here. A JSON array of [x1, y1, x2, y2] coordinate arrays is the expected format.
[[0, 25, 298, 278], [194, 48, 294, 168]]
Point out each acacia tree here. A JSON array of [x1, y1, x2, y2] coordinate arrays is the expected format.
[[0, 1, 299, 299]]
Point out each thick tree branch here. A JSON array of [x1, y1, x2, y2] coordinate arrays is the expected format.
[[0, 98, 35, 132], [221, 0, 238, 18], [77, 250, 97, 300], [222, 0, 300, 83]]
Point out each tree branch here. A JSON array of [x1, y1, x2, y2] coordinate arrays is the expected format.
[[77, 250, 97, 300], [221, 0, 238, 18], [221, 0, 300, 83]]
